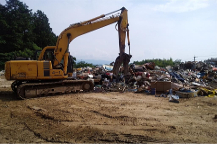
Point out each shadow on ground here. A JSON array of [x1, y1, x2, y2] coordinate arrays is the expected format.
[[0, 88, 19, 101]]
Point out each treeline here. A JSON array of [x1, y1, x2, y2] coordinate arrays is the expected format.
[[74, 58, 179, 68], [204, 58, 217, 66], [133, 58, 177, 67], [0, 0, 57, 69], [75, 58, 178, 68], [75, 61, 95, 68]]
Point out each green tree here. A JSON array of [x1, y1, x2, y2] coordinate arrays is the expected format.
[[0, 0, 34, 53], [75, 61, 94, 68], [133, 58, 175, 68], [174, 59, 182, 65], [0, 0, 57, 70], [0, 0, 35, 69], [32, 10, 57, 48]]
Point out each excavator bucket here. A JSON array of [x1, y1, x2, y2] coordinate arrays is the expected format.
[[113, 53, 132, 75]]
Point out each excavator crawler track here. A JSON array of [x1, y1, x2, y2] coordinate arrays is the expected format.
[[11, 80, 22, 93], [16, 80, 94, 99]]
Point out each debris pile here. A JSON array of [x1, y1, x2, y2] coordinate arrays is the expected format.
[[72, 61, 217, 102], [0, 70, 5, 76]]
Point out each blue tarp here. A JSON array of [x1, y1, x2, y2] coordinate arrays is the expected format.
[[169, 72, 185, 82]]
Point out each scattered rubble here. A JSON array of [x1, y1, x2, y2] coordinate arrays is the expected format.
[[73, 61, 217, 103], [0, 70, 5, 76]]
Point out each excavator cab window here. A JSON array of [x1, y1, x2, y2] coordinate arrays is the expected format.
[[43, 49, 54, 65], [44, 52, 52, 61]]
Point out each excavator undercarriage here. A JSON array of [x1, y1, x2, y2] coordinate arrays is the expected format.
[[12, 79, 94, 99]]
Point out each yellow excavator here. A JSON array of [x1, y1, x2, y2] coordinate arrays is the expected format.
[[4, 7, 132, 99]]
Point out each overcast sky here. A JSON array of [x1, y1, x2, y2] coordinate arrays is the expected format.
[[1, 0, 217, 63]]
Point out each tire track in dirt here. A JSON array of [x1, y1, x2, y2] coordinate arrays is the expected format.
[[27, 105, 82, 122], [98, 133, 158, 143], [23, 122, 66, 143], [90, 110, 138, 125], [21, 111, 160, 143], [89, 109, 178, 140], [25, 104, 169, 143]]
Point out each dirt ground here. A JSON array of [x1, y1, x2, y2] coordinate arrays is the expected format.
[[0, 76, 217, 143]]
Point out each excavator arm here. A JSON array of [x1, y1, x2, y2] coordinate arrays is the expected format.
[[39, 7, 131, 75], [113, 9, 132, 75]]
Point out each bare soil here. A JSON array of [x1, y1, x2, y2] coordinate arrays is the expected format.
[[0, 76, 217, 143]]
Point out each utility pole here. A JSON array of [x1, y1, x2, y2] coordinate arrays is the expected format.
[[193, 55, 197, 72], [194, 55, 197, 62]]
